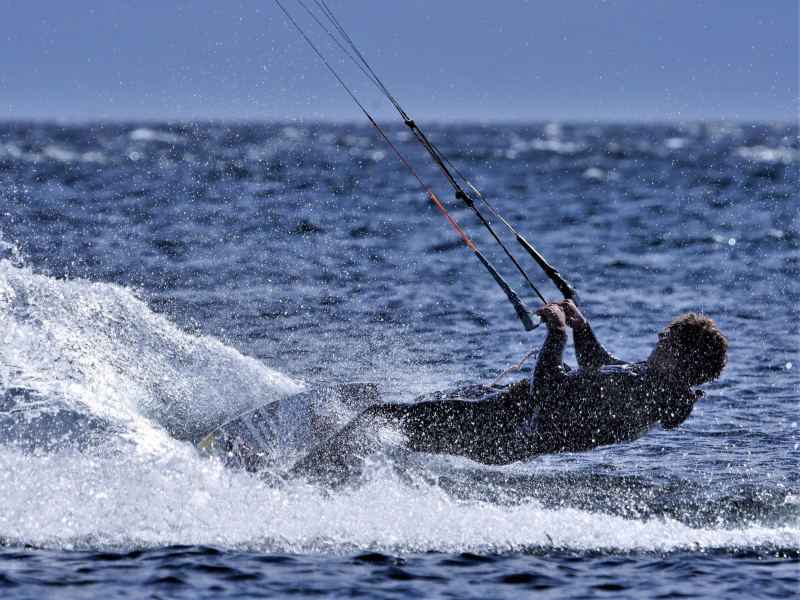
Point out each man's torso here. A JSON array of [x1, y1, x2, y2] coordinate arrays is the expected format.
[[392, 363, 691, 462]]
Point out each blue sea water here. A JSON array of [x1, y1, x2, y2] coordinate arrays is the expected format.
[[0, 121, 797, 598]]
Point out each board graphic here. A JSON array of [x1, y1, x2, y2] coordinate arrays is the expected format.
[[197, 383, 381, 472]]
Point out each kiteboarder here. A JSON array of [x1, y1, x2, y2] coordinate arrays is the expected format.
[[270, 0, 729, 479], [292, 300, 728, 476]]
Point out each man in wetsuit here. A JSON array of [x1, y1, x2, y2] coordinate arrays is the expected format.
[[293, 300, 728, 475]]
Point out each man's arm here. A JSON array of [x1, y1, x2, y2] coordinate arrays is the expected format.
[[572, 322, 626, 369], [532, 304, 569, 386], [560, 300, 626, 370]]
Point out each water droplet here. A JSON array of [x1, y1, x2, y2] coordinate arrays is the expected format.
[[727, 238, 736, 246]]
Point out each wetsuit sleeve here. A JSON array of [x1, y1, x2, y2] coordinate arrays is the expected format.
[[532, 327, 568, 387], [572, 323, 626, 370], [660, 392, 700, 429], [660, 402, 694, 429]]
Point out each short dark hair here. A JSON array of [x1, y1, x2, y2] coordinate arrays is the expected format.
[[666, 313, 728, 384]]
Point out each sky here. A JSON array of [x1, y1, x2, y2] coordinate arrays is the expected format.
[[1, 0, 797, 122]]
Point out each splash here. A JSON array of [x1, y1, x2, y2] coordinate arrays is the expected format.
[[0, 250, 301, 448], [1, 448, 797, 553]]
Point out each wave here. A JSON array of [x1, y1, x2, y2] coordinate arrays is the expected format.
[[0, 250, 301, 447]]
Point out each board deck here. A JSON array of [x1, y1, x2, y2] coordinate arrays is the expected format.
[[197, 383, 381, 472]]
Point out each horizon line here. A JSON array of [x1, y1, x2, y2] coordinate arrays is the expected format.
[[1, 116, 797, 128]]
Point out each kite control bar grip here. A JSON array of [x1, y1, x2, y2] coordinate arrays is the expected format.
[[559, 281, 581, 305], [525, 310, 543, 331], [515, 233, 580, 305]]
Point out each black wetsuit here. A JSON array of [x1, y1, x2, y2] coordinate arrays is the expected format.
[[363, 365, 699, 465], [295, 323, 702, 473]]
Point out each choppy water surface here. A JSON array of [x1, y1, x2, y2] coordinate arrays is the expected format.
[[0, 121, 797, 598]]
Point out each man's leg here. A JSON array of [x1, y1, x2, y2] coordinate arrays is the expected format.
[[290, 403, 407, 479]]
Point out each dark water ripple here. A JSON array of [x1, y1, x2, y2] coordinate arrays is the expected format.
[[0, 546, 797, 599]]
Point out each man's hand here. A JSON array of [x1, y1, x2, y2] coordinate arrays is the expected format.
[[536, 303, 567, 332], [558, 299, 588, 329]]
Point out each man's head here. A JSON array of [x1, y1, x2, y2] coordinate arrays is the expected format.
[[648, 313, 728, 386]]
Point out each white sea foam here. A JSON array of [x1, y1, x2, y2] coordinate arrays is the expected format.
[[736, 145, 797, 163], [0, 143, 106, 164], [129, 128, 186, 144], [664, 137, 688, 150], [1, 448, 796, 553], [530, 139, 582, 154], [582, 167, 606, 181], [0, 143, 25, 160]]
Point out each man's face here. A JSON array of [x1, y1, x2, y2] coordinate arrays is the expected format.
[[649, 328, 679, 375]]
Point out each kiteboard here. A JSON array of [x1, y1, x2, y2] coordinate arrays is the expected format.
[[197, 382, 381, 472]]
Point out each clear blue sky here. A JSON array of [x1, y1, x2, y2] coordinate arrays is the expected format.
[[1, 0, 797, 122]]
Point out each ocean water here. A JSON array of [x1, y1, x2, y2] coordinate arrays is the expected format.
[[0, 121, 797, 598]]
